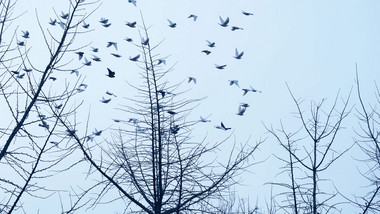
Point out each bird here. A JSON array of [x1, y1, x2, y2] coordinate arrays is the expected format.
[[83, 58, 91, 66], [106, 68, 115, 78], [23, 67, 32, 72], [102, 23, 111, 28], [188, 77, 196, 84], [250, 85, 262, 93], [128, 0, 137, 6], [215, 122, 231, 131], [49, 18, 57, 25], [240, 103, 250, 108], [75, 51, 84, 60], [86, 136, 94, 142], [236, 105, 246, 116], [106, 91, 117, 97], [106, 42, 118, 50], [17, 41, 25, 46], [99, 17, 108, 24], [170, 125, 180, 135], [126, 21, 137, 28], [92, 55, 101, 62], [54, 103, 63, 109], [234, 48, 244, 59], [157, 59, 166, 65], [141, 37, 149, 46], [219, 16, 229, 27], [136, 126, 147, 133], [129, 54, 140, 61], [199, 116, 211, 123], [61, 11, 69, 19], [202, 50, 211, 55], [242, 10, 254, 16], [91, 47, 99, 52], [49, 77, 57, 81], [79, 83, 88, 89], [57, 21, 65, 29], [93, 129, 102, 136], [206, 40, 215, 47], [100, 97, 111, 103], [39, 120, 49, 130], [231, 26, 244, 31], [215, 64, 227, 70], [66, 129, 77, 137], [17, 73, 25, 79], [229, 80, 239, 87], [71, 70, 79, 76], [50, 141, 59, 147], [167, 110, 177, 115], [11, 70, 19, 75], [111, 53, 122, 58], [82, 21, 90, 28], [21, 30, 29, 38], [167, 19, 177, 28], [128, 118, 138, 125], [125, 37, 133, 42], [188, 14, 198, 21], [76, 88, 85, 93]]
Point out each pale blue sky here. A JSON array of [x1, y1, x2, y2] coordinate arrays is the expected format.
[[5, 0, 380, 213]]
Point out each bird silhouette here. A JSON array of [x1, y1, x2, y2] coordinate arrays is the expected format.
[[49, 77, 57, 81], [21, 30, 29, 38], [106, 91, 117, 97], [61, 11, 69, 19], [99, 17, 108, 24], [82, 21, 90, 28], [188, 77, 197, 84], [202, 50, 211, 55], [111, 53, 122, 58], [141, 37, 149, 45], [167, 110, 177, 115], [199, 116, 211, 122], [128, 0, 137, 6], [126, 21, 137, 28], [86, 136, 94, 142], [219, 16, 229, 27], [206, 40, 215, 47], [93, 129, 102, 136], [54, 103, 63, 109], [125, 37, 133, 42], [50, 141, 59, 147], [215, 64, 227, 70], [167, 19, 177, 28], [157, 59, 166, 65], [79, 83, 88, 89], [49, 18, 56, 25], [83, 58, 91, 66], [106, 68, 115, 78], [242, 88, 249, 96], [57, 21, 65, 29], [23, 67, 32, 72], [240, 103, 250, 108], [100, 97, 111, 103], [188, 14, 198, 21], [250, 85, 262, 93], [92, 55, 101, 62], [102, 23, 111, 27], [71, 70, 79, 76], [91, 47, 99, 52], [106, 42, 118, 50], [39, 120, 50, 130], [242, 10, 254, 16], [17, 41, 25, 46], [66, 129, 77, 137], [129, 54, 140, 61], [229, 80, 239, 87], [236, 105, 246, 116], [215, 122, 231, 131], [17, 73, 25, 79], [75, 51, 84, 60], [231, 26, 243, 31], [128, 118, 138, 125], [234, 48, 244, 59]]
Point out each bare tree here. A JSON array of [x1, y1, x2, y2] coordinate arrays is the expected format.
[[57, 20, 263, 214], [352, 65, 380, 213], [265, 84, 351, 214], [0, 0, 99, 212]]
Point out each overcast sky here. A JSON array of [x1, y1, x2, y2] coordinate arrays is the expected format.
[[5, 0, 380, 213]]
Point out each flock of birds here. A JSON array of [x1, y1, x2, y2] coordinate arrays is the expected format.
[[13, 2, 261, 145]]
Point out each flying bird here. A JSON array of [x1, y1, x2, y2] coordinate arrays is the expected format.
[[234, 48, 244, 59], [141, 37, 149, 46], [100, 96, 111, 103], [229, 80, 239, 87], [219, 16, 229, 27], [92, 55, 101, 62], [199, 116, 211, 123], [125, 37, 133, 42], [93, 129, 102, 136], [106, 68, 115, 78], [111, 53, 122, 58], [206, 40, 215, 47], [17, 73, 25, 79], [167, 19, 177, 28], [215, 122, 231, 131], [102, 23, 111, 27], [23, 67, 32, 72], [236, 105, 247, 116], [83, 58, 91, 66], [240, 103, 250, 108], [106, 91, 117, 97], [157, 59, 166, 65], [61, 11, 69, 19], [202, 50, 211, 55], [106, 41, 118, 50], [126, 21, 137, 28], [50, 141, 59, 147], [54, 103, 63, 109], [49, 77, 57, 81], [188, 14, 198, 21], [167, 110, 177, 115], [250, 85, 262, 93], [49, 18, 57, 25], [82, 21, 90, 28], [242, 10, 254, 16], [57, 21, 65, 29], [91, 47, 99, 52], [39, 120, 49, 130], [79, 83, 88, 89], [21, 30, 29, 38], [188, 77, 197, 84], [17, 41, 25, 46], [231, 26, 243, 31], [129, 54, 140, 61], [215, 64, 227, 70], [128, 0, 137, 6], [75, 51, 84, 60], [99, 17, 108, 24], [128, 118, 138, 125], [71, 70, 79, 76]]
